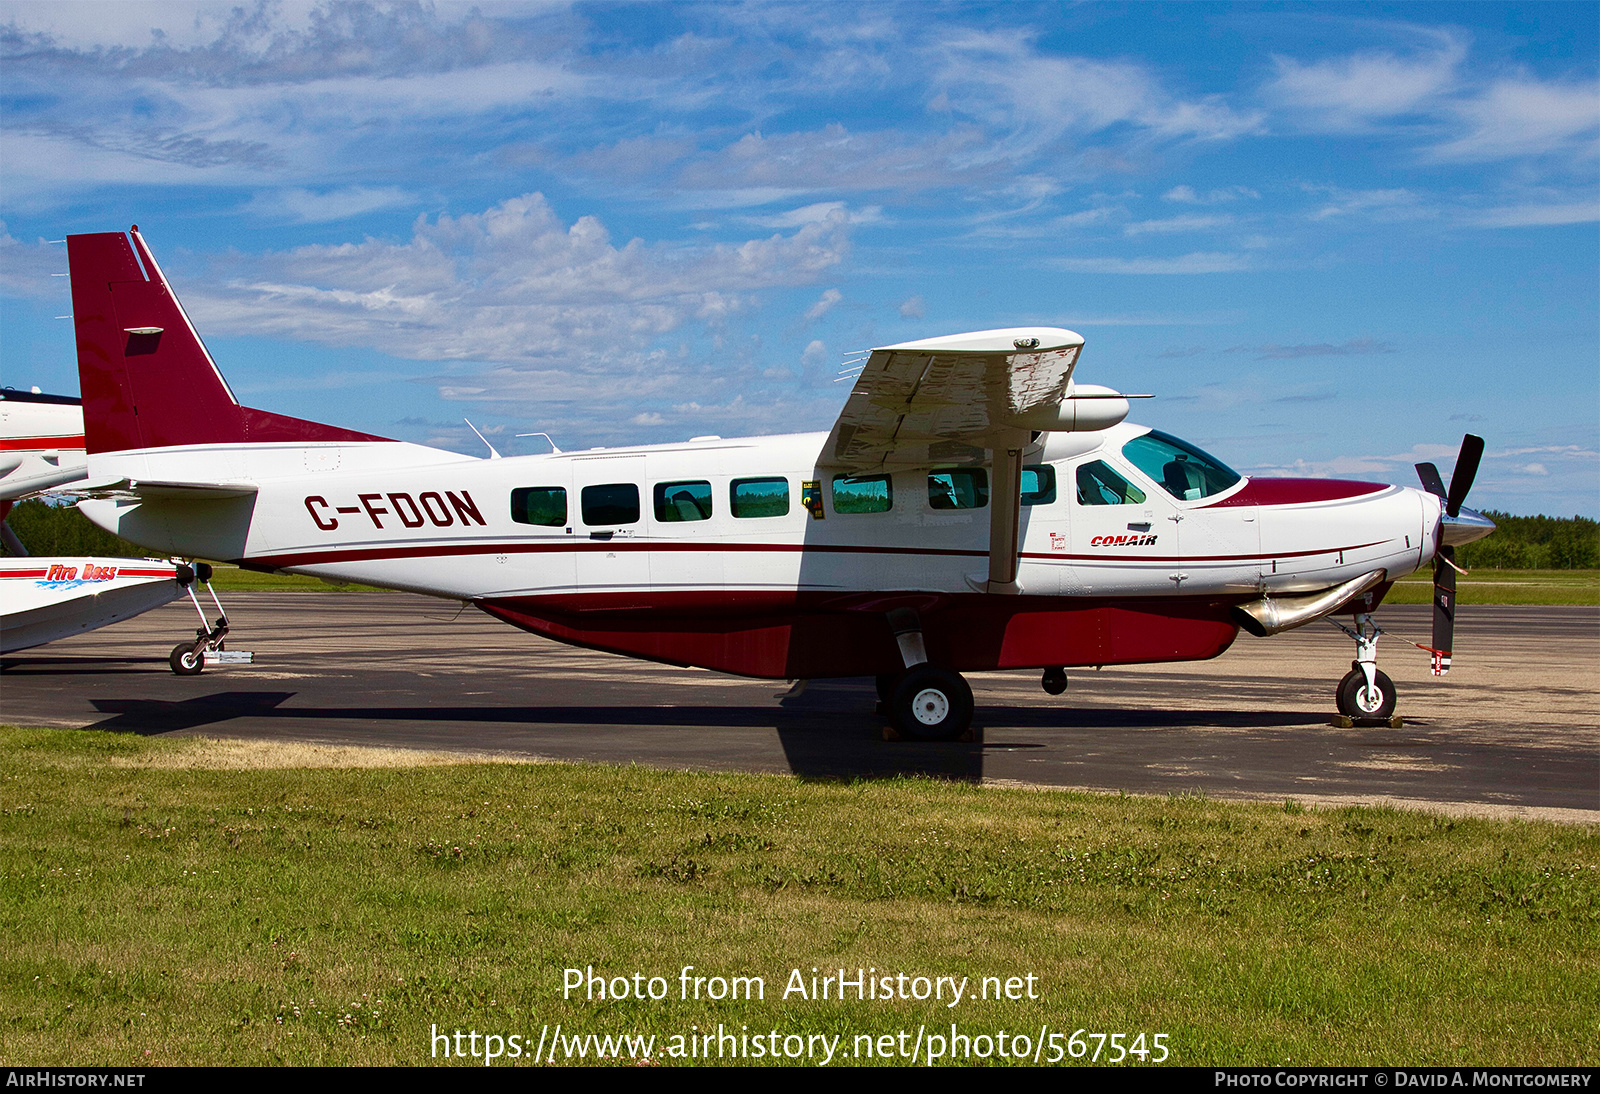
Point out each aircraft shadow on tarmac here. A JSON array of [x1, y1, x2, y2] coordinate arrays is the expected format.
[[2, 655, 171, 675], [79, 680, 1327, 783]]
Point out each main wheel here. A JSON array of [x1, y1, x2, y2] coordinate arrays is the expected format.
[[874, 673, 898, 702], [169, 641, 205, 676], [890, 666, 974, 741], [1336, 668, 1395, 719]]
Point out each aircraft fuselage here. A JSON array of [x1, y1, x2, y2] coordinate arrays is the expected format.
[[80, 422, 1437, 679]]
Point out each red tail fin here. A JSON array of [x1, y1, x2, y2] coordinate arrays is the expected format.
[[67, 226, 389, 454]]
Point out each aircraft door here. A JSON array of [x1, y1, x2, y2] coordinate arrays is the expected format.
[[1015, 462, 1081, 595], [572, 455, 650, 603], [1067, 456, 1183, 594]]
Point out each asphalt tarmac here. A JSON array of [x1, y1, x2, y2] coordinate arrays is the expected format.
[[3, 592, 1595, 822]]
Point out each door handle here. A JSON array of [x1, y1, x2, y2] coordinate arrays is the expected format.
[[1127, 522, 1151, 532]]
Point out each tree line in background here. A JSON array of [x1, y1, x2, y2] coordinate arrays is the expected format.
[[2, 500, 145, 558], [1455, 511, 1598, 570], [2, 498, 1596, 568]]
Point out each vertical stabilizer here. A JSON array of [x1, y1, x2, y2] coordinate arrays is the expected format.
[[67, 226, 389, 454]]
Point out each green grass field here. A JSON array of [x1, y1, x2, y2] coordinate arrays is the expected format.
[[1385, 569, 1599, 606], [1, 729, 1594, 1067], [204, 566, 385, 592]]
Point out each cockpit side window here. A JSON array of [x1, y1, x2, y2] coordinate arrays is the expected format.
[[927, 468, 988, 510], [1075, 460, 1146, 506], [1121, 430, 1241, 501], [1021, 464, 1056, 506]]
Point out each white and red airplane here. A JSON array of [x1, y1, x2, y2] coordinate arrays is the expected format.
[[62, 225, 1494, 737], [1, 370, 240, 669]]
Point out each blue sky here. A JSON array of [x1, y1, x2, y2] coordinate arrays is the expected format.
[[2, 1, 1595, 516]]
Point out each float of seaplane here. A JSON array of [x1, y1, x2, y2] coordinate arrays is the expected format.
[[60, 225, 1495, 737]]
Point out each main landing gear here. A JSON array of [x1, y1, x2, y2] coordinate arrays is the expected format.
[[875, 609, 975, 741], [1328, 612, 1398, 722], [168, 563, 253, 676], [879, 665, 975, 741]]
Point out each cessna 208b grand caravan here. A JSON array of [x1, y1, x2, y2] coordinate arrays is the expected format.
[[63, 226, 1495, 738]]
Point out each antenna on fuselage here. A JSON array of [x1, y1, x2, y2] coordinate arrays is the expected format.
[[463, 419, 502, 459], [515, 432, 563, 454]]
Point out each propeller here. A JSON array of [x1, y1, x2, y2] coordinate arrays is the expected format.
[[1414, 434, 1491, 676]]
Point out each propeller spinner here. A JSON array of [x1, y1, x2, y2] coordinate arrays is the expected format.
[[1414, 434, 1495, 676]]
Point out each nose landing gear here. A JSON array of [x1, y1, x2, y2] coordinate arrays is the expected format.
[[1328, 612, 1400, 725]]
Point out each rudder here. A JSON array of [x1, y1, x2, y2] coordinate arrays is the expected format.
[[67, 226, 388, 454]]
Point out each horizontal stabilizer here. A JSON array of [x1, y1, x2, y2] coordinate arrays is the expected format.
[[63, 477, 259, 501]]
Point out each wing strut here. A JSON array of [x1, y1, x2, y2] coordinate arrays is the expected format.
[[971, 431, 1028, 595]]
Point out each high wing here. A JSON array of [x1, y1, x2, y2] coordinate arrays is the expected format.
[[820, 327, 1086, 473], [818, 326, 1131, 595]]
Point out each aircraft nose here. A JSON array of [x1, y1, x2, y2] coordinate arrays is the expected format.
[[1440, 504, 1496, 547]]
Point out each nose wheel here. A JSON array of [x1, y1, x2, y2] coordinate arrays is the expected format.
[[1336, 665, 1396, 719], [1328, 612, 1400, 724]]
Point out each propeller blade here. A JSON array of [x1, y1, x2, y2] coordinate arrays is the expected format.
[[1445, 434, 1484, 518], [1431, 546, 1456, 675], [1415, 462, 1446, 499]]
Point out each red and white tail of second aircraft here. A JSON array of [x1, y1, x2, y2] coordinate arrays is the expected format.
[[63, 225, 1495, 738]]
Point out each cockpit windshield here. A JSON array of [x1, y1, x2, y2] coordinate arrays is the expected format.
[[1121, 429, 1241, 501]]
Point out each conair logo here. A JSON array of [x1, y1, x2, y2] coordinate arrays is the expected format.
[[1089, 534, 1159, 547], [305, 491, 486, 531]]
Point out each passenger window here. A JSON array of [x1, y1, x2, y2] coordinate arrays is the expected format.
[[928, 468, 988, 510], [581, 483, 640, 526], [731, 477, 789, 518], [1021, 464, 1057, 506], [510, 486, 567, 527], [831, 474, 893, 514], [1076, 461, 1147, 506], [654, 480, 712, 522]]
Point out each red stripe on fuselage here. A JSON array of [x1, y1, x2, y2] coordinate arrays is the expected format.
[[246, 537, 1392, 570], [0, 435, 85, 451]]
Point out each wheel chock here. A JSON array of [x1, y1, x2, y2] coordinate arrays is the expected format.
[[1330, 714, 1403, 728], [881, 723, 903, 742]]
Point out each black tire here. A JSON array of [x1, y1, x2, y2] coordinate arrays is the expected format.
[[875, 673, 899, 703], [169, 641, 204, 676], [890, 666, 974, 741], [1041, 667, 1068, 696], [1336, 668, 1395, 719]]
